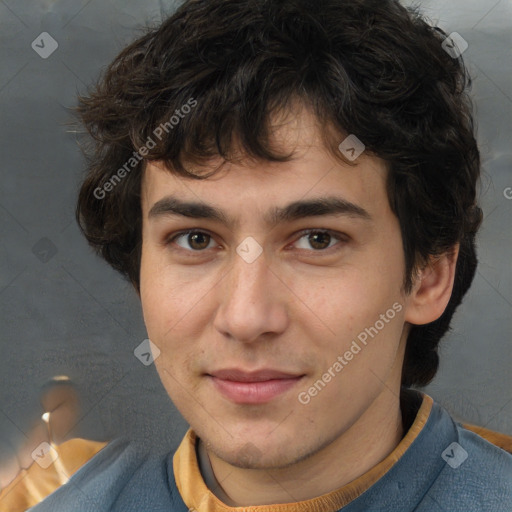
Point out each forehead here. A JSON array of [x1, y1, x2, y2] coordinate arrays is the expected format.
[[140, 108, 391, 224]]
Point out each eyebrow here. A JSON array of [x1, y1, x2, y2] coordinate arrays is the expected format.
[[148, 195, 372, 228]]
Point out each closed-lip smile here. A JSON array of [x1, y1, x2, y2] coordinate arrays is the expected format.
[[206, 368, 305, 404]]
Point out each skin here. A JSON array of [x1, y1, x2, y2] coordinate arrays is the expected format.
[[139, 106, 458, 506]]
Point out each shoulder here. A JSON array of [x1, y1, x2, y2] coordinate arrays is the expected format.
[[420, 406, 512, 511], [28, 437, 188, 512]]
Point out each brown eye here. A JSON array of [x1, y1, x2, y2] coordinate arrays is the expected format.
[[307, 231, 332, 250], [294, 230, 345, 251], [187, 232, 211, 250], [170, 231, 215, 251]]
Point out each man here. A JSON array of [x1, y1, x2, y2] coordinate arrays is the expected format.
[[30, 0, 512, 510]]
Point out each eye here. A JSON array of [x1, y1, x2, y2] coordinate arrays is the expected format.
[[292, 229, 347, 252], [169, 230, 217, 251], [166, 228, 348, 254]]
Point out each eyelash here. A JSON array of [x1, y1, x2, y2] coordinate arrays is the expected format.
[[165, 229, 348, 255]]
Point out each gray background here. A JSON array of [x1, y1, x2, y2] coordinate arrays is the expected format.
[[0, 0, 511, 470]]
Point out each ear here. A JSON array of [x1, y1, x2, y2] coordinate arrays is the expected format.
[[404, 244, 459, 326]]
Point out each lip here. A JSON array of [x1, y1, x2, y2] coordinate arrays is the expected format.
[[207, 369, 305, 404], [209, 368, 303, 382]]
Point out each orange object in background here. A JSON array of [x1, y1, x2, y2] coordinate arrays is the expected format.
[[0, 376, 107, 511], [463, 423, 512, 454], [0, 437, 107, 511]]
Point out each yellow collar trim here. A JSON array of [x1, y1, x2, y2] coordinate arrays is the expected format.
[[173, 394, 433, 512]]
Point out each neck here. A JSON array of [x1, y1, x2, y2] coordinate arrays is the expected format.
[[199, 388, 405, 507]]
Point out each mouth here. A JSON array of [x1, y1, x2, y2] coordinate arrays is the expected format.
[[206, 368, 306, 404]]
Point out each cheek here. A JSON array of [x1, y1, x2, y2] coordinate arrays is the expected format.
[[298, 258, 406, 374], [139, 268, 164, 339], [303, 265, 399, 330], [139, 250, 214, 357], [140, 247, 175, 342]]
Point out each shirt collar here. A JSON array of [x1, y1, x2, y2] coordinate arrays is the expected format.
[[173, 392, 434, 512]]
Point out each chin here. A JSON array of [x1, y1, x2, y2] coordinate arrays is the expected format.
[[215, 442, 299, 470], [205, 426, 320, 470]]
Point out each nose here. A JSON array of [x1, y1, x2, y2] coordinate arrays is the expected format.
[[212, 245, 289, 344]]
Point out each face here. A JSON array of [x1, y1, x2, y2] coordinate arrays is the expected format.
[[139, 108, 413, 470]]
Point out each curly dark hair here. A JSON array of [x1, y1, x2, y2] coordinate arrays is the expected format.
[[75, 0, 483, 388]]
